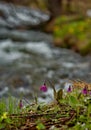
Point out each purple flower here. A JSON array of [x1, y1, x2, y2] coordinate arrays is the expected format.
[[82, 86, 88, 95], [40, 83, 48, 92], [67, 86, 72, 92], [19, 100, 23, 109]]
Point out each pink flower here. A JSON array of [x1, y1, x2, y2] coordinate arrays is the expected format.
[[67, 86, 72, 93], [19, 100, 23, 109], [40, 83, 47, 92], [82, 86, 88, 95]]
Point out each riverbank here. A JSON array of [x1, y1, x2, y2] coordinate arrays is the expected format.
[[0, 80, 91, 130]]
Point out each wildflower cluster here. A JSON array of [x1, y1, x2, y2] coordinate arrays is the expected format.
[[40, 81, 91, 98]]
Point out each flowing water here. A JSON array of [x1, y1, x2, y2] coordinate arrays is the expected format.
[[0, 38, 91, 102]]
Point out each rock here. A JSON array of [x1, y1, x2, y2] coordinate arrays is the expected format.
[[0, 2, 50, 28], [87, 9, 91, 17]]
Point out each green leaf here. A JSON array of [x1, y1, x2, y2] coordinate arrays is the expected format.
[[36, 122, 45, 130], [57, 89, 63, 101], [69, 96, 78, 106]]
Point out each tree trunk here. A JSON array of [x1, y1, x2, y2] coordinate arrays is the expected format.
[[46, 0, 62, 17], [66, 0, 72, 12]]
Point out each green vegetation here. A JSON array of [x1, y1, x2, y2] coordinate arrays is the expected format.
[[54, 16, 91, 55], [0, 80, 91, 129]]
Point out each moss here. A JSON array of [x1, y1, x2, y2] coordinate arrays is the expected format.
[[53, 16, 91, 55]]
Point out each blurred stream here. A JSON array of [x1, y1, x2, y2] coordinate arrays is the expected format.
[[0, 39, 91, 102]]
